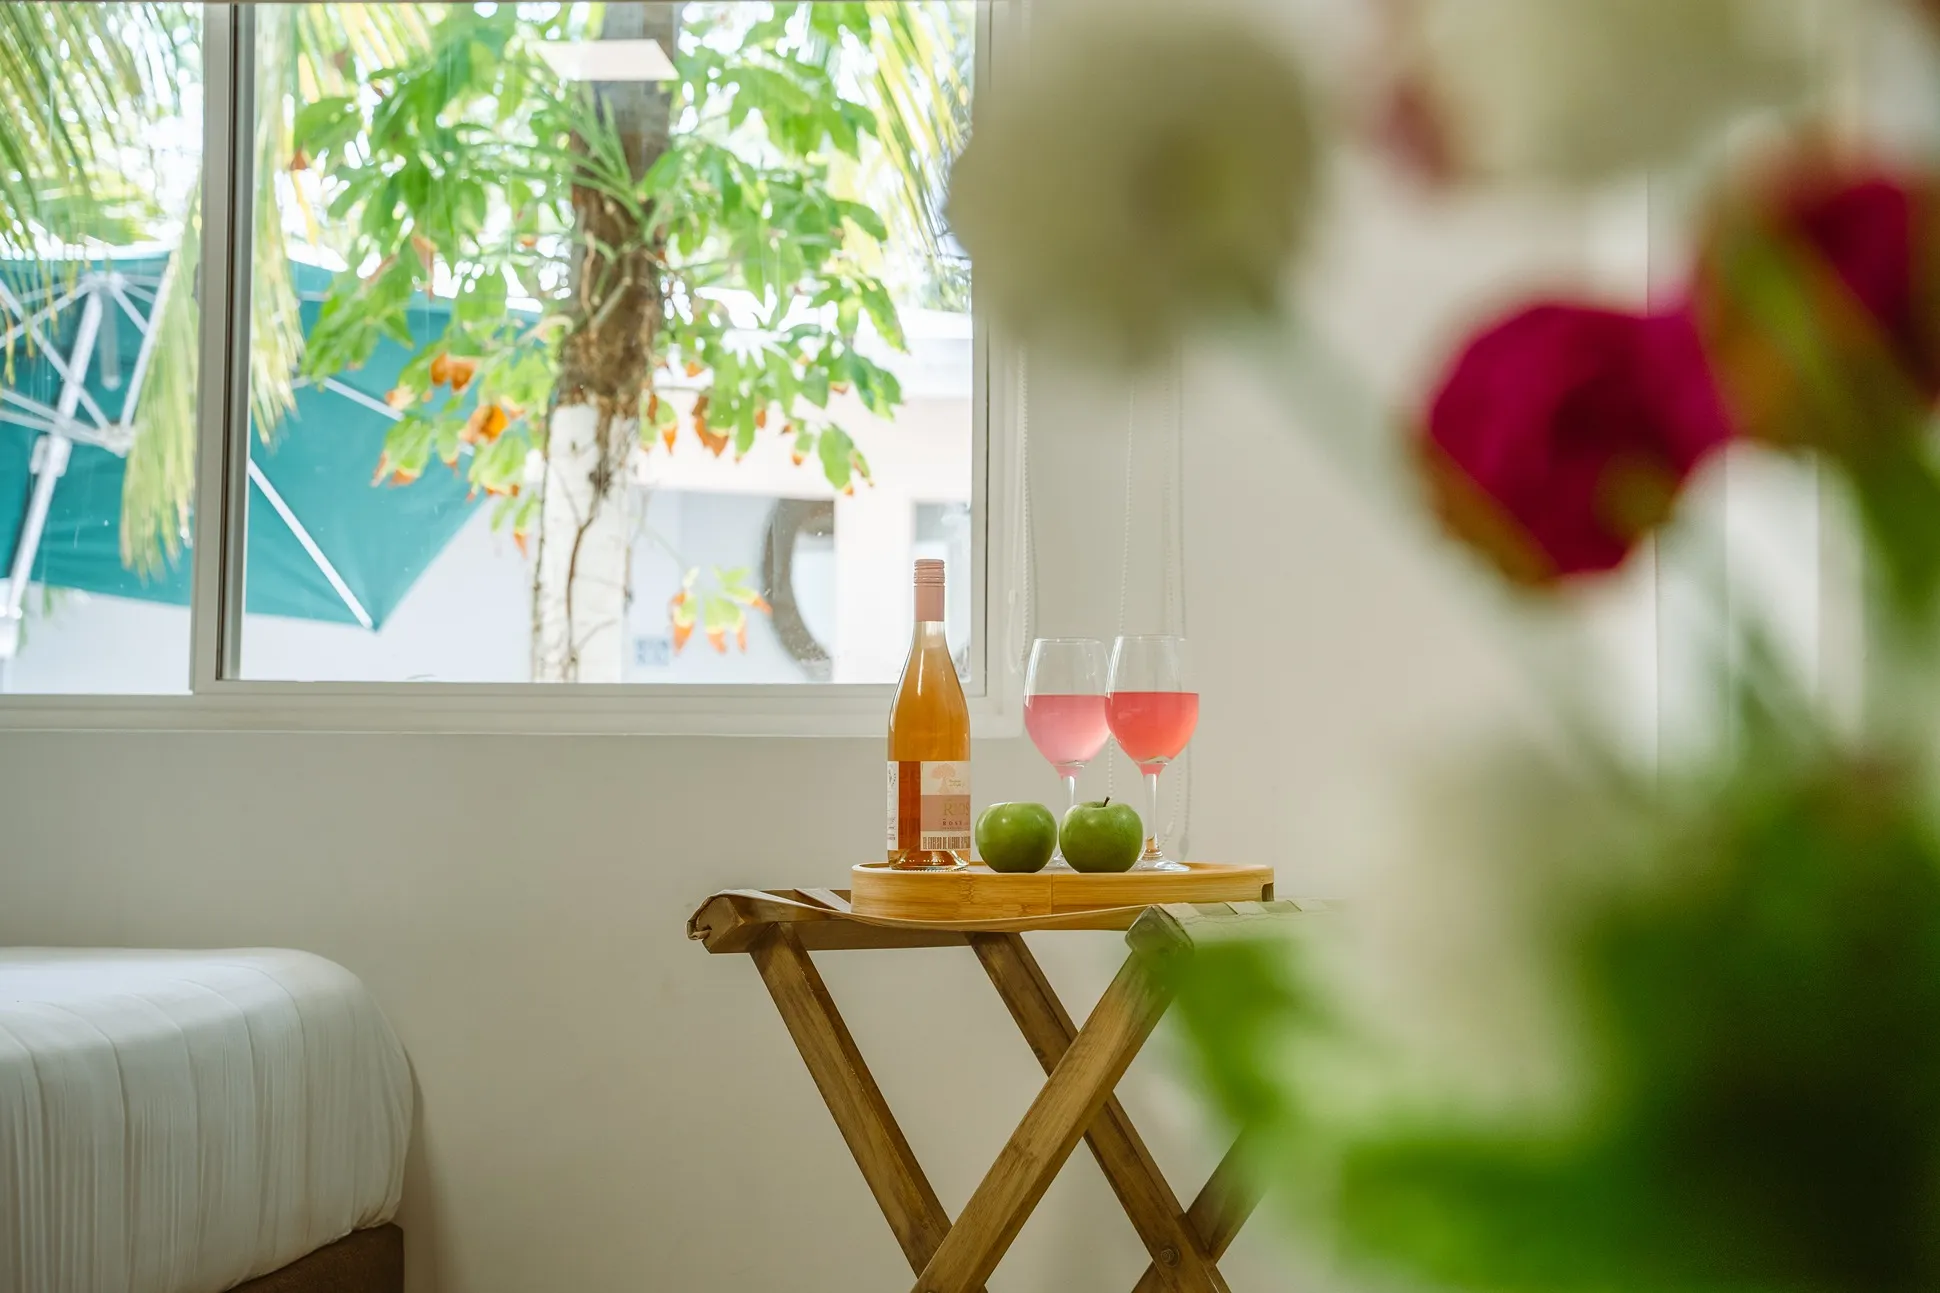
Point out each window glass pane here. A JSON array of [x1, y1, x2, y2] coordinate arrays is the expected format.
[[239, 0, 977, 685], [0, 3, 202, 695]]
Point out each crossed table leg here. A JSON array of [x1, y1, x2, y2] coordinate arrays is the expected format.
[[734, 902, 1277, 1293]]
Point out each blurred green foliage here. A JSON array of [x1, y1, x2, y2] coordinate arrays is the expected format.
[[1177, 720, 1940, 1292]]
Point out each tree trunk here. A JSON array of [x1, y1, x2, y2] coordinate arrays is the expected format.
[[531, 2, 677, 682]]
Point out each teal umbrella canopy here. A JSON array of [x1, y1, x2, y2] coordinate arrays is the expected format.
[[0, 255, 481, 632]]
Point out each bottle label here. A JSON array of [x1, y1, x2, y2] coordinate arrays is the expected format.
[[887, 760, 971, 853]]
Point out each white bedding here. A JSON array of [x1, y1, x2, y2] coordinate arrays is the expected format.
[[0, 948, 412, 1293]]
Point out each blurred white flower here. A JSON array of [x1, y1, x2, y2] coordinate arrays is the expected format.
[[946, 2, 1320, 364], [1398, 0, 1821, 186]]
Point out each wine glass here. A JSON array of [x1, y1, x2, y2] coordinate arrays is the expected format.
[[1024, 639, 1111, 869], [1107, 635, 1198, 873]]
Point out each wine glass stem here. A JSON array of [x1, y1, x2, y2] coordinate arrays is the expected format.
[[1143, 769, 1163, 860], [1053, 772, 1078, 861]]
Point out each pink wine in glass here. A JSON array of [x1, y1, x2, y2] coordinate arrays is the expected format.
[[1106, 691, 1200, 773], [1025, 694, 1111, 771], [1024, 640, 1111, 871]]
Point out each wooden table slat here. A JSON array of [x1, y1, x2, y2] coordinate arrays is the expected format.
[[974, 934, 1227, 1292], [751, 927, 985, 1290], [914, 950, 1177, 1293], [692, 888, 1307, 1293]]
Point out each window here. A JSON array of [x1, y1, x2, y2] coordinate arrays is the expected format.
[[0, 4, 203, 695], [0, 1, 1005, 725]]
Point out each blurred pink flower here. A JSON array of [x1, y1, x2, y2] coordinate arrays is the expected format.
[[1422, 304, 1733, 583], [1785, 175, 1938, 392], [1696, 164, 1940, 452]]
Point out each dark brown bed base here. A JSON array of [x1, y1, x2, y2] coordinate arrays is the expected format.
[[231, 1225, 404, 1293]]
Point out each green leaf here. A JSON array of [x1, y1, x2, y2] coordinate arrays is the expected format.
[[803, 366, 830, 408], [456, 271, 509, 326], [818, 425, 854, 491], [838, 199, 889, 244], [292, 95, 360, 152], [859, 279, 906, 350]]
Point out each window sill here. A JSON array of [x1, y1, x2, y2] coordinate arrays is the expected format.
[[0, 684, 1025, 739]]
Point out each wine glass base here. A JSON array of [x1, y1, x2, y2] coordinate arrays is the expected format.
[[1130, 857, 1190, 874]]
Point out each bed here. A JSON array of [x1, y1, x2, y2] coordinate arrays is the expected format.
[[0, 948, 413, 1293]]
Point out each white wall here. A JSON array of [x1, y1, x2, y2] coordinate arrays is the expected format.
[[0, 35, 1640, 1293]]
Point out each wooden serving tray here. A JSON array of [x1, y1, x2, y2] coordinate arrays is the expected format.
[[850, 861, 1274, 923]]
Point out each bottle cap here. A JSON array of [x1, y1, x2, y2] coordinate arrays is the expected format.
[[914, 560, 945, 621]]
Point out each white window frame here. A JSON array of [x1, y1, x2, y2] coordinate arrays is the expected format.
[[0, 0, 1024, 738]]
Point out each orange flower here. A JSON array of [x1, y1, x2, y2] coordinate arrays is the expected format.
[[669, 589, 694, 654], [748, 594, 772, 615], [446, 356, 479, 395], [754, 407, 768, 429], [463, 403, 510, 444], [290, 149, 310, 173], [429, 353, 451, 387], [513, 530, 530, 558], [390, 466, 422, 486], [685, 360, 706, 379], [371, 453, 392, 486], [384, 385, 417, 410], [707, 626, 728, 653], [735, 619, 748, 651], [693, 394, 727, 457], [661, 425, 677, 453]]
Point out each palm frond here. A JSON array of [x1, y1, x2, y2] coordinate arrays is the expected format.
[[863, 0, 974, 260], [123, 3, 434, 573], [0, 3, 195, 577], [251, 4, 304, 438], [293, 2, 431, 98], [0, 4, 185, 252], [120, 200, 199, 576]]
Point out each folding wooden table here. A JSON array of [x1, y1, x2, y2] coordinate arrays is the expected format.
[[687, 884, 1303, 1292]]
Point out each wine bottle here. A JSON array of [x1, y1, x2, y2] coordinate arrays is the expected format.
[[886, 559, 970, 870]]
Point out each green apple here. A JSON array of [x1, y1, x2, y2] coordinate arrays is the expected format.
[[975, 802, 1059, 874], [1060, 799, 1143, 874]]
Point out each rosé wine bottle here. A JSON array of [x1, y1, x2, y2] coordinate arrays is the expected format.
[[886, 560, 970, 870]]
